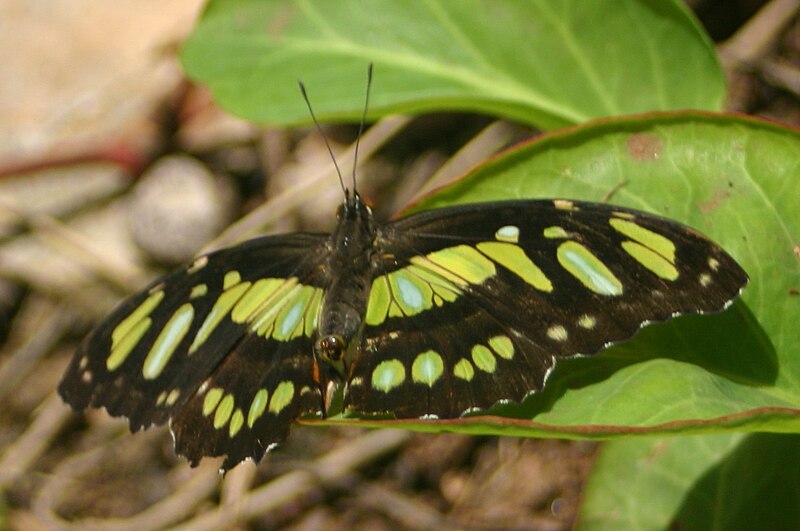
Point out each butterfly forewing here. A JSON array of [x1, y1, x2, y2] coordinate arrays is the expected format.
[[345, 200, 748, 419]]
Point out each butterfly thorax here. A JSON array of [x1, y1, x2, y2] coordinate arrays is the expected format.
[[313, 193, 377, 391]]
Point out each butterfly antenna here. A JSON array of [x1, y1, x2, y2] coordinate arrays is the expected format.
[[352, 63, 373, 195], [298, 80, 348, 199]]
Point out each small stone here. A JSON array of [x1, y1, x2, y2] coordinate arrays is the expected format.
[[128, 154, 236, 264]]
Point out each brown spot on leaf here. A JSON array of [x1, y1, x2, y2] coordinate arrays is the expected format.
[[627, 133, 663, 161], [699, 188, 732, 214]]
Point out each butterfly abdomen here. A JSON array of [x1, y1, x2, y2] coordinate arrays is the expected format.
[[313, 194, 378, 382]]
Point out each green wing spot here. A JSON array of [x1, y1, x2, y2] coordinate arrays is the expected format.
[[203, 387, 224, 416], [609, 218, 676, 262], [409, 256, 465, 288], [273, 285, 319, 340], [107, 318, 151, 371], [304, 288, 323, 336], [423, 245, 496, 286], [189, 282, 251, 354], [274, 299, 303, 340], [229, 409, 244, 437], [611, 210, 635, 220], [453, 359, 475, 381], [411, 350, 444, 387], [231, 278, 285, 323], [371, 359, 406, 393], [213, 393, 235, 429], [269, 381, 295, 414], [406, 264, 460, 301], [111, 290, 165, 349], [390, 270, 432, 315], [495, 225, 520, 243], [366, 275, 392, 325], [223, 270, 241, 290], [622, 241, 679, 280], [247, 388, 269, 427], [189, 284, 208, 299], [488, 335, 514, 360], [165, 388, 181, 406], [142, 303, 194, 380], [543, 226, 569, 239], [477, 241, 553, 292], [370, 262, 464, 323], [249, 279, 311, 338], [557, 241, 623, 296], [471, 344, 497, 373]]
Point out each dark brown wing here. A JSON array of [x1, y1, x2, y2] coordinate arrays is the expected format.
[[59, 233, 330, 469], [345, 199, 747, 418]]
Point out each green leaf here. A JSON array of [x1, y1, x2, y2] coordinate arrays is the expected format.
[[579, 433, 800, 530], [577, 434, 745, 530], [181, 0, 723, 128], [315, 112, 800, 436]]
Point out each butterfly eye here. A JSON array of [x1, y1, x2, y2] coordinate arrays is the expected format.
[[315, 335, 348, 364]]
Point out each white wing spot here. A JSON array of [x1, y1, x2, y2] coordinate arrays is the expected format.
[[495, 225, 520, 243], [553, 199, 577, 211], [188, 255, 209, 274], [547, 324, 568, 342]]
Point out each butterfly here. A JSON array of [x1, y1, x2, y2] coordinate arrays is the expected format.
[[59, 69, 748, 471]]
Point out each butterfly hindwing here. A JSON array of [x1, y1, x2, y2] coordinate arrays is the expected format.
[[348, 294, 554, 418], [346, 199, 747, 418], [59, 233, 329, 466], [170, 334, 321, 468]]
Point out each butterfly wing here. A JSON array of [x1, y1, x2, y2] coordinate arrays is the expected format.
[[345, 199, 748, 418], [59, 233, 330, 468]]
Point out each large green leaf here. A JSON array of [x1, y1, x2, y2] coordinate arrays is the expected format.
[[181, 0, 723, 128], [577, 434, 745, 530], [579, 433, 800, 530], [317, 112, 799, 436]]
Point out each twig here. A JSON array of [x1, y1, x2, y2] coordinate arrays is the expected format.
[[0, 296, 74, 401], [408, 120, 525, 206], [206, 115, 412, 250], [36, 441, 221, 531], [0, 196, 147, 292], [0, 393, 73, 489], [719, 0, 800, 66], [169, 429, 411, 531]]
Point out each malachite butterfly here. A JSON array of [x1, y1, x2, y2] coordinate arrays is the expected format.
[[59, 69, 748, 470]]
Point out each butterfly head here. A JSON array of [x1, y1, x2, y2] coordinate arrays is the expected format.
[[315, 334, 348, 373], [337, 191, 372, 222], [312, 334, 351, 414]]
